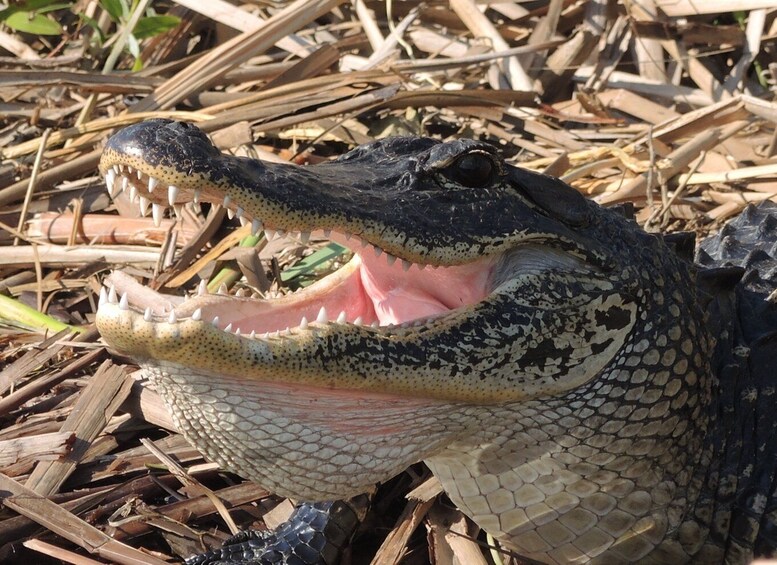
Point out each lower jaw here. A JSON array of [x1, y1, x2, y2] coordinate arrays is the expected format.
[[146, 362, 474, 500]]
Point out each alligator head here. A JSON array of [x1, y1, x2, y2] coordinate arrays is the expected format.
[[96, 120, 712, 561]]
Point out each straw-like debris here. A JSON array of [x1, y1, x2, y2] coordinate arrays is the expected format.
[[0, 1, 776, 563]]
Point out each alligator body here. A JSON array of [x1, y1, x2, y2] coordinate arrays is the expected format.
[[96, 120, 777, 564]]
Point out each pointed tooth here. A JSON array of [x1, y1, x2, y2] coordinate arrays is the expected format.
[[284, 327, 292, 336], [300, 316, 309, 330], [371, 321, 380, 328], [336, 310, 347, 324], [216, 283, 228, 295], [374, 247, 383, 258], [324, 229, 331, 238], [168, 310, 177, 323], [168, 185, 179, 206], [139, 196, 150, 216], [223, 195, 231, 208], [360, 239, 368, 248], [126, 165, 133, 175], [277, 229, 286, 237], [417, 263, 426, 270], [98, 287, 108, 307], [224, 323, 233, 333], [192, 308, 202, 321], [136, 169, 142, 180], [344, 233, 352, 241], [197, 279, 208, 296], [386, 254, 397, 266], [235, 328, 241, 336], [316, 306, 328, 323], [239, 216, 249, 227], [273, 330, 281, 339], [129, 183, 138, 203], [152, 203, 164, 227], [104, 169, 116, 194], [173, 204, 183, 219], [143, 307, 152, 321], [251, 219, 263, 235], [354, 316, 363, 326], [402, 260, 411, 272], [235, 206, 243, 219], [226, 207, 235, 219], [121, 176, 129, 192], [212, 316, 220, 328], [118, 164, 125, 173], [148, 177, 158, 193], [249, 330, 256, 339], [300, 231, 310, 244], [108, 286, 118, 303], [264, 229, 276, 241], [190, 189, 199, 205]]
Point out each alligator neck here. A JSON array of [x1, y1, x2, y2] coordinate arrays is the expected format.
[[427, 251, 717, 563]]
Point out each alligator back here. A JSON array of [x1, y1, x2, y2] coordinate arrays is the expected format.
[[693, 201, 777, 558]]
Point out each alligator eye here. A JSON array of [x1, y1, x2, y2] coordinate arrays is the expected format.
[[442, 152, 496, 188]]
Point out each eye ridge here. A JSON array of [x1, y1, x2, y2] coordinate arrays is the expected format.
[[442, 151, 499, 188]]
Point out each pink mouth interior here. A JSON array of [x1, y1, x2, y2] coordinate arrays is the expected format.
[[109, 237, 496, 334]]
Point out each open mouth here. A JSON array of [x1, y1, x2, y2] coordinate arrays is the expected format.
[[98, 162, 497, 345]]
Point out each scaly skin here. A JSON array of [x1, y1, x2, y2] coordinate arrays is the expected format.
[[96, 120, 777, 563]]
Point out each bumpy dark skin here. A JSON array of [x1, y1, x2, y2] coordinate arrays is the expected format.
[[96, 120, 777, 564]]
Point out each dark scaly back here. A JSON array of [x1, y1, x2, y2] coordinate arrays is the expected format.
[[691, 202, 777, 558]]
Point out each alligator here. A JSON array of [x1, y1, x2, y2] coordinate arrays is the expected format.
[[95, 119, 777, 564]]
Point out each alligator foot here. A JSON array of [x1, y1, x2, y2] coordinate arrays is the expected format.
[[185, 499, 365, 565]]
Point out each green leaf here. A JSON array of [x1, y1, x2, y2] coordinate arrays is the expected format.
[[281, 243, 347, 283], [5, 11, 62, 35], [99, 0, 124, 22], [132, 15, 180, 39]]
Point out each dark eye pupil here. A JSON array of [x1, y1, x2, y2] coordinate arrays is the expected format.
[[447, 153, 494, 188]]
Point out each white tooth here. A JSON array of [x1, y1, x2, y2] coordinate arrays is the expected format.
[[235, 207, 243, 219], [402, 260, 411, 272], [105, 169, 116, 194], [284, 327, 292, 336], [239, 216, 249, 227], [112, 165, 120, 174], [277, 229, 286, 237], [192, 308, 202, 321], [168, 310, 177, 323], [273, 330, 281, 339], [371, 321, 380, 328], [192, 189, 200, 204], [354, 316, 363, 326], [126, 165, 133, 175], [197, 280, 208, 296], [143, 307, 152, 321], [316, 306, 327, 323], [235, 328, 241, 336], [218, 283, 229, 295], [129, 183, 138, 203], [168, 185, 179, 206], [139, 196, 150, 216], [173, 204, 183, 218], [224, 323, 233, 332], [249, 330, 256, 339], [386, 254, 397, 266], [264, 229, 276, 241], [300, 316, 309, 329], [99, 287, 107, 306], [121, 176, 129, 193], [212, 316, 220, 328], [251, 219, 263, 235], [118, 164, 125, 173], [374, 247, 383, 258], [336, 311, 347, 324], [223, 195, 231, 207], [119, 293, 128, 310], [300, 231, 310, 244], [136, 169, 142, 180], [108, 286, 118, 303], [148, 177, 158, 193], [262, 332, 269, 340], [226, 207, 235, 219], [152, 203, 164, 227]]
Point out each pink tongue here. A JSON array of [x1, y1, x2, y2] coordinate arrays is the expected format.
[[358, 254, 495, 326]]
